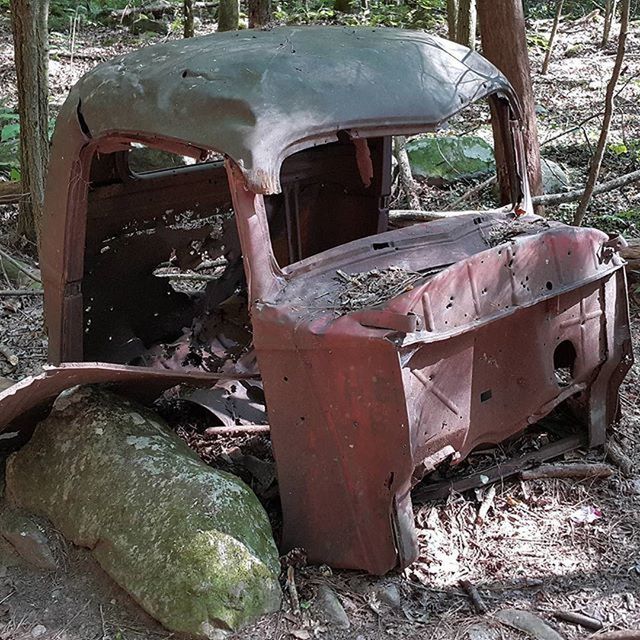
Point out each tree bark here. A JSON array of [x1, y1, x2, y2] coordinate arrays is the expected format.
[[574, 0, 629, 226], [183, 0, 194, 37], [541, 0, 564, 75], [602, 0, 617, 46], [447, 0, 458, 40], [248, 0, 272, 27], [9, 0, 50, 241], [218, 0, 239, 31], [477, 0, 543, 206], [456, 0, 476, 50]]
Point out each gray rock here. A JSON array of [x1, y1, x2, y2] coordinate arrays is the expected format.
[[467, 623, 500, 640], [407, 136, 495, 185], [372, 582, 401, 609], [6, 387, 281, 639], [130, 17, 169, 35], [495, 609, 565, 640], [0, 509, 58, 571], [30, 625, 47, 638], [541, 158, 570, 194], [314, 583, 350, 629]]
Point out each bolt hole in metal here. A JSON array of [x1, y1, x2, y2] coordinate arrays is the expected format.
[[553, 340, 577, 387]]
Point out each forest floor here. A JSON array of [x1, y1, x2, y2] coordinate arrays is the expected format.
[[0, 8, 640, 640]]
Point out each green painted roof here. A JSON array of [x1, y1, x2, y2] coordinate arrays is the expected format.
[[62, 26, 514, 193]]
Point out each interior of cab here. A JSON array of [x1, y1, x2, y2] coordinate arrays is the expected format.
[[79, 92, 522, 370]]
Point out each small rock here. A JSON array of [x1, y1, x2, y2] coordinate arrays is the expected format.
[[0, 509, 57, 571], [314, 584, 350, 629], [467, 623, 500, 640], [495, 608, 564, 640], [372, 582, 401, 609], [31, 625, 47, 638], [541, 158, 570, 194]]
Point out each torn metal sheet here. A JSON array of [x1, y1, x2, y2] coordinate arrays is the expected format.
[[180, 380, 267, 426], [0, 363, 253, 432]]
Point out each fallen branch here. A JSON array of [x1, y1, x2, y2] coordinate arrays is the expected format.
[[0, 345, 18, 368], [286, 566, 301, 616], [574, 0, 630, 225], [0, 246, 41, 286], [204, 424, 270, 437], [553, 610, 603, 631], [394, 136, 421, 211], [589, 632, 640, 640], [0, 181, 27, 204], [389, 209, 473, 224], [459, 580, 488, 614], [0, 289, 44, 296], [521, 463, 614, 481], [476, 484, 496, 525], [534, 168, 640, 207], [446, 175, 496, 211], [389, 169, 640, 225]]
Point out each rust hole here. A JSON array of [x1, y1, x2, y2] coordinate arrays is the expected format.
[[554, 340, 577, 387]]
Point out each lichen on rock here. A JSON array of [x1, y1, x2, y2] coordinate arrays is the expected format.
[[5, 386, 281, 638]]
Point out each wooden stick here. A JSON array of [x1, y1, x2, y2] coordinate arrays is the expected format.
[[446, 175, 496, 211], [388, 168, 640, 225], [541, 0, 565, 75], [0, 345, 18, 368], [459, 579, 488, 614], [521, 463, 613, 480], [0, 247, 41, 283], [476, 484, 496, 524], [286, 566, 301, 616], [553, 610, 603, 631], [204, 424, 270, 437], [533, 168, 640, 207], [589, 632, 640, 640], [574, 0, 630, 225], [394, 136, 421, 211], [0, 289, 44, 296]]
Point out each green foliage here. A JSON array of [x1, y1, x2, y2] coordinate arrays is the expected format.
[[0, 104, 56, 181], [277, 0, 444, 30], [0, 104, 20, 181]]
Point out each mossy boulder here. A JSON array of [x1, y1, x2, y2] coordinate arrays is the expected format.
[[406, 135, 495, 184], [5, 386, 281, 638]]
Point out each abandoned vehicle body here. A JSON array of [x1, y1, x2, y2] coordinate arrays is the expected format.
[[0, 27, 632, 575]]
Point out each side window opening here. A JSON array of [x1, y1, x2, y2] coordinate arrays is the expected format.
[[82, 144, 251, 373]]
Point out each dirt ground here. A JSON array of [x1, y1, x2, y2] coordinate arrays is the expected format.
[[0, 8, 640, 640]]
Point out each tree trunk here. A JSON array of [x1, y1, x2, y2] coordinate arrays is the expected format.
[[574, 0, 629, 226], [218, 0, 239, 31], [456, 0, 476, 50], [602, 0, 617, 46], [183, 0, 194, 37], [248, 0, 272, 27], [9, 0, 49, 241], [334, 0, 353, 13], [477, 0, 543, 205], [447, 0, 458, 40]]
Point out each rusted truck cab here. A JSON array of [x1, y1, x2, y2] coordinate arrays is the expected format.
[[11, 27, 633, 574]]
